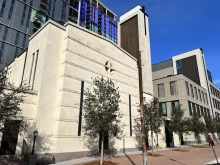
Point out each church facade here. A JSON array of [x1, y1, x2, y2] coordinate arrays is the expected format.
[[0, 6, 157, 162]]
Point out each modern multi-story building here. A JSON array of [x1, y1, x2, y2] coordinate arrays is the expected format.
[[152, 48, 220, 145], [0, 0, 117, 68], [0, 5, 154, 162]]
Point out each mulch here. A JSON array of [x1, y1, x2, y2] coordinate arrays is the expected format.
[[83, 161, 119, 165]]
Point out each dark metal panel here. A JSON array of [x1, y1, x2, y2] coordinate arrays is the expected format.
[[120, 15, 139, 59], [182, 55, 201, 85]]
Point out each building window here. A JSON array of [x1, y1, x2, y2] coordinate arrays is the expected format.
[[22, 35, 27, 48], [213, 98, 216, 108], [61, 1, 67, 21], [192, 103, 196, 115], [198, 89, 202, 101], [176, 60, 183, 74], [158, 84, 165, 97], [20, 4, 27, 30], [161, 102, 167, 116], [14, 32, 20, 45], [205, 93, 208, 105], [207, 109, 210, 117], [52, 0, 57, 18], [200, 106, 204, 116], [170, 81, 178, 95], [0, 43, 5, 60], [26, 0, 34, 32], [7, 0, 16, 25], [194, 87, 198, 100], [172, 100, 180, 109], [196, 104, 201, 117], [188, 101, 192, 116], [185, 81, 190, 96], [0, 0, 7, 16], [3, 27, 8, 41], [190, 84, 194, 98], [202, 92, 205, 103]]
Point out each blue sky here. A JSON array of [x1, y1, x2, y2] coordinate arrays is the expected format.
[[101, 0, 220, 87]]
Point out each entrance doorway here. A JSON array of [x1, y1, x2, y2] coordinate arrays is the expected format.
[[0, 120, 21, 155], [165, 120, 174, 147]]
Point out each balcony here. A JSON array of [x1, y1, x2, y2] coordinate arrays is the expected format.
[[40, 2, 47, 9], [33, 18, 41, 26], [41, 0, 48, 4], [33, 27, 39, 32], [35, 13, 43, 19], [69, 15, 77, 24], [38, 8, 47, 15]]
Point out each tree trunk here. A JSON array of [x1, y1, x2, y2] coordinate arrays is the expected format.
[[100, 138, 104, 165], [151, 130, 154, 155], [196, 134, 199, 148], [143, 152, 147, 165]]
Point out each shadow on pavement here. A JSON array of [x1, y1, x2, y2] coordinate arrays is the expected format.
[[169, 158, 186, 165]]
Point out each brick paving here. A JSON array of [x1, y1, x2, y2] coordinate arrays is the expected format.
[[76, 144, 220, 165]]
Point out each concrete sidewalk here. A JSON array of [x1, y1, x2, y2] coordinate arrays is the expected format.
[[55, 146, 189, 165], [57, 144, 220, 165]]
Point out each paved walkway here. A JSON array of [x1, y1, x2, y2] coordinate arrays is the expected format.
[[56, 145, 220, 165]]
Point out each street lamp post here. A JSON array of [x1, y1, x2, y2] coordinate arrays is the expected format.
[[32, 130, 38, 155]]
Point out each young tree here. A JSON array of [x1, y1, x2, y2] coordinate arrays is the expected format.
[[169, 105, 189, 149], [83, 77, 123, 165], [142, 97, 164, 155], [188, 113, 204, 147], [0, 69, 27, 132], [204, 116, 216, 133]]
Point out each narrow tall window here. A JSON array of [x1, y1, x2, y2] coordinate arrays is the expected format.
[[194, 87, 198, 100], [20, 2, 27, 30], [0, 43, 5, 60], [61, 1, 67, 21], [176, 60, 183, 74], [7, 0, 16, 24], [202, 92, 205, 103], [129, 95, 132, 136], [3, 28, 8, 41], [188, 101, 192, 116], [26, 0, 34, 32], [0, 0, 7, 17], [185, 81, 190, 96], [22, 35, 27, 48], [190, 84, 194, 98], [192, 103, 196, 115], [78, 81, 84, 136], [172, 100, 179, 108], [198, 89, 202, 101], [170, 81, 177, 95], [161, 102, 167, 116], [52, 0, 57, 18], [196, 104, 200, 117], [200, 106, 204, 116], [158, 84, 165, 97], [205, 93, 208, 104]]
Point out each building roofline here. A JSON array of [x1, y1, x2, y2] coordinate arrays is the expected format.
[[153, 74, 207, 91], [209, 80, 220, 90], [64, 21, 137, 61], [152, 59, 172, 66], [173, 48, 203, 58], [119, 5, 148, 22]]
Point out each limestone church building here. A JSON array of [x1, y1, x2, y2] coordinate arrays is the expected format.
[[0, 6, 154, 162]]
